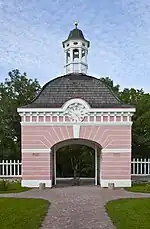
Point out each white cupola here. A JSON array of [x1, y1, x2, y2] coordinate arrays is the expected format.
[[62, 22, 90, 74]]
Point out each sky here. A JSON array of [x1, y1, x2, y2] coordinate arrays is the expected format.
[[0, 0, 150, 91]]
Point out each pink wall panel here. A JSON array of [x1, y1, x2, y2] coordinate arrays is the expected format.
[[23, 176, 50, 180], [123, 116, 127, 121], [22, 125, 131, 151], [39, 116, 43, 122], [110, 116, 114, 121], [22, 126, 70, 148], [25, 116, 30, 122], [52, 116, 57, 122], [59, 116, 63, 122], [116, 116, 121, 122], [103, 116, 108, 122], [21, 124, 131, 182], [96, 116, 101, 122], [32, 116, 37, 122], [46, 116, 50, 122], [90, 116, 94, 122], [65, 116, 70, 122], [79, 125, 131, 149], [101, 152, 131, 179], [22, 152, 50, 179]]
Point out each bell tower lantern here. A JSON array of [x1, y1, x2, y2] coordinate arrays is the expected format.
[[62, 22, 90, 74]]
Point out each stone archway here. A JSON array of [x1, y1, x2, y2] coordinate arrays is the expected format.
[[51, 138, 102, 187]]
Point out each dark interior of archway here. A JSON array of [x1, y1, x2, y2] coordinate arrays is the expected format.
[[56, 144, 95, 178]]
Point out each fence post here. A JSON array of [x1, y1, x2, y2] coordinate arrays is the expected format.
[[6, 160, 8, 176], [148, 159, 150, 175], [2, 160, 4, 176], [14, 160, 16, 176], [132, 158, 135, 175], [10, 160, 12, 176], [137, 158, 139, 174], [17, 160, 20, 176], [140, 158, 143, 174], [144, 158, 147, 175]]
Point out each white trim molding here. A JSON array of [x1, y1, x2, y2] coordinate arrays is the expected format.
[[17, 107, 135, 113], [101, 148, 131, 153], [20, 121, 133, 126], [21, 179, 52, 188], [22, 149, 51, 153], [101, 179, 131, 187], [17, 98, 135, 125]]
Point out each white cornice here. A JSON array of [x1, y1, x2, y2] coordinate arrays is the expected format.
[[102, 148, 131, 153], [20, 121, 133, 126], [22, 149, 51, 153], [17, 107, 135, 113]]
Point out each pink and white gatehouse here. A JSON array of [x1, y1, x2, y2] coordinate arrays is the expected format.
[[17, 23, 135, 188]]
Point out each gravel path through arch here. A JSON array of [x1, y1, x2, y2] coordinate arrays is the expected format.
[[1, 186, 150, 229]]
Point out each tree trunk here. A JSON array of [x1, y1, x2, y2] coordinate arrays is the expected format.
[[73, 164, 80, 185]]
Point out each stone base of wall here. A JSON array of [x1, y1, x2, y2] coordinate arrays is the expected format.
[[21, 180, 52, 188], [101, 179, 131, 188]]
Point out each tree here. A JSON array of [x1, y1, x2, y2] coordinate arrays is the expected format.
[[99, 77, 150, 158], [100, 76, 120, 94], [56, 145, 94, 184], [132, 111, 150, 157], [0, 69, 41, 160]]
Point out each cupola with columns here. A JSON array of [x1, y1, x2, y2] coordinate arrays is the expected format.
[[62, 22, 90, 74]]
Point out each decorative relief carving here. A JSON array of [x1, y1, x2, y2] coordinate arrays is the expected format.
[[64, 102, 88, 122], [32, 153, 39, 156]]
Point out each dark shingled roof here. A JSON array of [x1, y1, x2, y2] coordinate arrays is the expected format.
[[21, 73, 134, 109], [62, 28, 90, 48]]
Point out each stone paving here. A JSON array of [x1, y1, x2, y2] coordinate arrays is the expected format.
[[1, 186, 150, 229]]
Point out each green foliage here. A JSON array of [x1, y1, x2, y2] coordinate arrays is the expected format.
[[0, 69, 41, 160], [0, 180, 30, 193], [106, 198, 150, 229], [0, 198, 49, 229], [0, 180, 8, 191], [100, 76, 150, 158], [126, 183, 150, 193], [100, 76, 120, 94], [56, 145, 95, 178]]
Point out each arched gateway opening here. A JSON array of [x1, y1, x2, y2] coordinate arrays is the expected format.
[[51, 139, 102, 186]]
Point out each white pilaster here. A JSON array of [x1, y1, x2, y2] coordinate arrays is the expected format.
[[73, 124, 80, 138], [95, 145, 97, 185], [54, 146, 56, 185]]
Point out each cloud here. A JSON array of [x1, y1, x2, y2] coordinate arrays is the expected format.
[[0, 0, 150, 91]]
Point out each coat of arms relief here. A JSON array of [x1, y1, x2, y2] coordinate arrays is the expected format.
[[64, 102, 88, 122]]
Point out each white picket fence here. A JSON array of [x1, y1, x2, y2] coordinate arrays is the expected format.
[[0, 158, 150, 177], [131, 158, 150, 176], [0, 160, 21, 177]]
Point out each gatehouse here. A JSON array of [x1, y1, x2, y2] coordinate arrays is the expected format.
[[17, 22, 135, 188]]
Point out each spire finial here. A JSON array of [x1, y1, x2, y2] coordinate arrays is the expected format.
[[74, 21, 78, 29]]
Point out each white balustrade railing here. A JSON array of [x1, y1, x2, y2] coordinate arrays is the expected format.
[[0, 158, 149, 178]]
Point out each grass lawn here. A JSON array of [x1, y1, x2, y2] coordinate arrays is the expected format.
[[0, 180, 30, 193], [106, 198, 150, 229], [125, 183, 150, 193], [0, 198, 49, 229]]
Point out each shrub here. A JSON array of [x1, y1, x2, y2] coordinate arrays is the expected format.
[[0, 180, 8, 191]]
